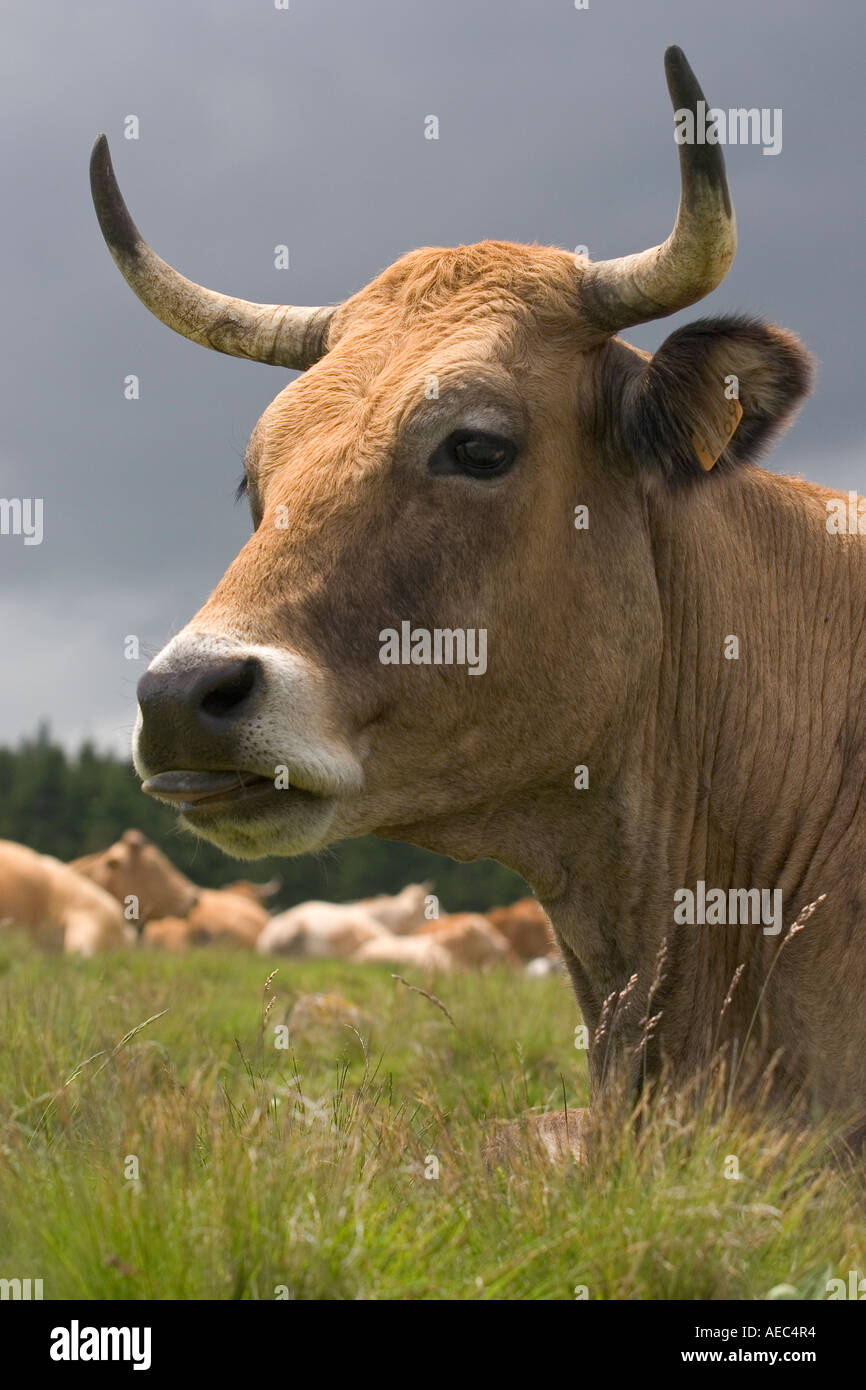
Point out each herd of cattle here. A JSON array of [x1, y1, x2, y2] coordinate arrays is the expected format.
[[0, 831, 559, 972]]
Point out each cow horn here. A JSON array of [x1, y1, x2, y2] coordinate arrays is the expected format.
[[89, 136, 334, 368], [580, 47, 737, 333]]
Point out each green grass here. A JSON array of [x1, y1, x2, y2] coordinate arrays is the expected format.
[[0, 934, 862, 1300]]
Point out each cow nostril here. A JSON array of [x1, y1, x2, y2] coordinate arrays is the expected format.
[[137, 652, 264, 746], [198, 657, 260, 719]]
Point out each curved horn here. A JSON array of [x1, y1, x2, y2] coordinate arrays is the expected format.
[[580, 47, 736, 333], [89, 135, 334, 368]]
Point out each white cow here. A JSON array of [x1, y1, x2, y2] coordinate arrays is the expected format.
[[351, 933, 453, 972], [355, 881, 435, 934], [257, 900, 388, 958]]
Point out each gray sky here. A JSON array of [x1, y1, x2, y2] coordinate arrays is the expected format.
[[1, 0, 864, 751]]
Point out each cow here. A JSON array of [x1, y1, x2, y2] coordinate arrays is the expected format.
[[486, 898, 557, 963], [70, 829, 196, 921], [90, 46, 866, 1147], [351, 932, 454, 974], [72, 830, 270, 945], [416, 912, 513, 969], [354, 881, 434, 934], [140, 916, 192, 953], [187, 890, 269, 946], [220, 877, 281, 904], [256, 900, 388, 959], [0, 839, 134, 956]]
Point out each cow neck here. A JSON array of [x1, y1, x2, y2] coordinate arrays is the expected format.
[[382, 466, 866, 1105]]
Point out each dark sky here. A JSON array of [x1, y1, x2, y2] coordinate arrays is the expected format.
[[2, 0, 864, 750]]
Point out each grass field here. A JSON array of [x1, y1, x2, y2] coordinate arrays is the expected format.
[[0, 935, 862, 1300]]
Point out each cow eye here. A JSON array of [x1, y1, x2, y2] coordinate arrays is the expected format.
[[430, 430, 517, 479], [235, 472, 263, 529]]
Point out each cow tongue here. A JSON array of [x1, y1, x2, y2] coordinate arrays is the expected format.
[[142, 770, 270, 804]]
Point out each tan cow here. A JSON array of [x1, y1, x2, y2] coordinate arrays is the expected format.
[[72, 830, 270, 945], [257, 900, 387, 958], [222, 877, 281, 904], [142, 906, 264, 950], [486, 898, 557, 963], [0, 839, 134, 955], [70, 829, 197, 921], [186, 890, 268, 946], [142, 901, 265, 950], [417, 912, 512, 969], [141, 916, 192, 953], [92, 49, 866, 1142]]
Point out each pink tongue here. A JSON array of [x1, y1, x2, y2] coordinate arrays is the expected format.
[[143, 770, 254, 802]]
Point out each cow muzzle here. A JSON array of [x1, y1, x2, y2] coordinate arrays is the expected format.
[[133, 632, 363, 858]]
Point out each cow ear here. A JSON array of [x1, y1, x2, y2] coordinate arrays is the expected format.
[[620, 316, 814, 483]]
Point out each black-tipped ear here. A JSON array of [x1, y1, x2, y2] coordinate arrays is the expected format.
[[621, 316, 814, 482]]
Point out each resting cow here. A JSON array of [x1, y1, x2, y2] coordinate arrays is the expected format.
[[351, 933, 453, 974], [417, 913, 513, 969], [354, 881, 434, 934], [0, 839, 133, 956], [72, 829, 270, 946], [257, 900, 387, 959], [486, 899, 557, 963], [90, 48, 866, 1144]]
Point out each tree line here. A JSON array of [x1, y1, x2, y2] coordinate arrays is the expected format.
[[0, 728, 527, 912]]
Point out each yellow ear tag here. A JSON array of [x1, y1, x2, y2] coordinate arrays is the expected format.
[[691, 397, 744, 471]]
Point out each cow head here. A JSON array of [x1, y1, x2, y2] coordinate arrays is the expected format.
[[364, 881, 435, 934], [222, 877, 282, 904], [91, 48, 811, 865], [75, 829, 199, 922]]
